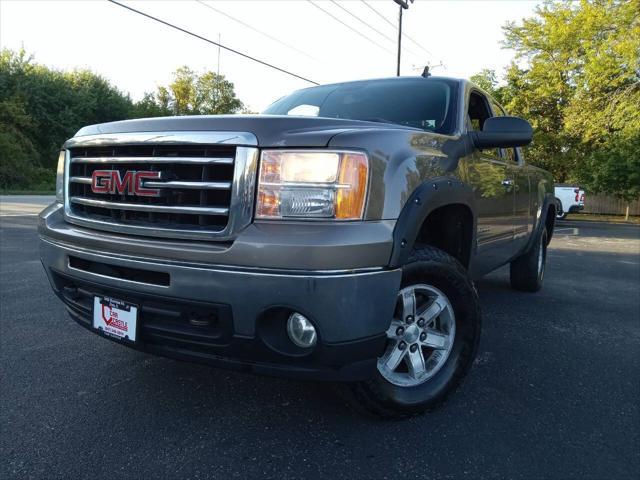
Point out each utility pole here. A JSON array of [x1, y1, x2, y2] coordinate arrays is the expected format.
[[393, 0, 414, 76], [217, 33, 221, 77]]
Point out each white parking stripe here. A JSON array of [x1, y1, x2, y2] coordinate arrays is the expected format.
[[554, 227, 579, 236]]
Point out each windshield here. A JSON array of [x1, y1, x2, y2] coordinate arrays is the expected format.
[[263, 78, 458, 135]]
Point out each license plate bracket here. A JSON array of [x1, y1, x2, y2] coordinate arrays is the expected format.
[[93, 296, 138, 343]]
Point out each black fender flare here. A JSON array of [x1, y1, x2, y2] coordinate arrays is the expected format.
[[388, 177, 477, 268], [526, 193, 556, 251]]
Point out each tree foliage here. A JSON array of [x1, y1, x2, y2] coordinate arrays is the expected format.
[[469, 69, 504, 104], [474, 0, 639, 203], [0, 49, 134, 188], [0, 52, 245, 189], [138, 66, 244, 116]]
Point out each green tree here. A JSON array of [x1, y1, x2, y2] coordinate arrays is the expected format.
[[133, 92, 171, 118], [138, 66, 244, 116], [580, 135, 640, 219], [493, 0, 640, 198], [469, 69, 505, 104], [0, 49, 246, 190], [0, 48, 136, 188]]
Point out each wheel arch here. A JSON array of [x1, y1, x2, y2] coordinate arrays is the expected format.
[[525, 193, 556, 251], [544, 200, 556, 244], [389, 178, 476, 269]]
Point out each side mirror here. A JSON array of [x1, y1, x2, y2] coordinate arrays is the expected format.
[[472, 116, 533, 149]]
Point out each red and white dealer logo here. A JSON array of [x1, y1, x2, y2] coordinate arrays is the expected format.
[[91, 170, 161, 197], [93, 297, 137, 341], [101, 304, 128, 332]]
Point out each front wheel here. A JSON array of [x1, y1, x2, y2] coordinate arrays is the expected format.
[[347, 246, 481, 418]]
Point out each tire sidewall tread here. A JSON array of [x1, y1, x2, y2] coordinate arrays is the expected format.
[[510, 228, 548, 293], [347, 245, 482, 419]]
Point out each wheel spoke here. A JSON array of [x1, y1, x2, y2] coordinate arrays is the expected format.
[[421, 328, 449, 350], [418, 296, 445, 323], [385, 319, 404, 339], [401, 289, 416, 319], [381, 343, 406, 371], [406, 347, 426, 379]]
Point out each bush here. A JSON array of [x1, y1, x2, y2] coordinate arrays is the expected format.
[[0, 49, 135, 190]]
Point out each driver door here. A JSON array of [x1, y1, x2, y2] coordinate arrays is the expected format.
[[464, 91, 517, 272]]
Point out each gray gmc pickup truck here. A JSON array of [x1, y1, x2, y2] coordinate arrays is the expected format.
[[39, 76, 555, 417]]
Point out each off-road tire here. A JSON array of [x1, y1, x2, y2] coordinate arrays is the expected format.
[[555, 198, 567, 220], [510, 227, 548, 292], [346, 246, 481, 419]]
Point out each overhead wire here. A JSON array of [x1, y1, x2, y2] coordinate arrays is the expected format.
[[195, 0, 319, 61], [107, 0, 320, 85], [306, 0, 395, 55], [360, 0, 433, 58], [328, 0, 421, 59]]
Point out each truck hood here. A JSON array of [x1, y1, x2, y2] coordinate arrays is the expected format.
[[73, 115, 413, 148]]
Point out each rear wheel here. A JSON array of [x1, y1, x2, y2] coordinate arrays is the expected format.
[[510, 227, 548, 292], [347, 246, 481, 418], [555, 199, 567, 220]]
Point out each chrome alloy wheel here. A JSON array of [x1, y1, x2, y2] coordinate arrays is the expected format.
[[377, 284, 456, 387]]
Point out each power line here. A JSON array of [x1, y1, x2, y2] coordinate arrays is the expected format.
[[195, 0, 318, 62], [361, 1, 397, 31], [328, 0, 420, 59], [306, 0, 394, 56], [107, 0, 319, 85], [360, 0, 432, 57], [330, 0, 395, 43]]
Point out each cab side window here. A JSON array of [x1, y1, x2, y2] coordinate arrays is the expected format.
[[490, 100, 518, 164], [468, 92, 491, 132], [468, 92, 500, 157]]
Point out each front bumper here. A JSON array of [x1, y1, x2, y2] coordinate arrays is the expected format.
[[568, 204, 585, 213], [39, 205, 401, 381]]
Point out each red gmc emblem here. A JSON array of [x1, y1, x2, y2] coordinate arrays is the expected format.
[[91, 170, 161, 197]]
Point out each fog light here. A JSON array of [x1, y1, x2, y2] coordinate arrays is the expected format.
[[286, 313, 317, 348]]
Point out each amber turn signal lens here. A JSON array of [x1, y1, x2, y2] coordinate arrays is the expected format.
[[256, 188, 280, 218], [336, 153, 368, 220]]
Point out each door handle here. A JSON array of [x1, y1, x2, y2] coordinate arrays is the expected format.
[[501, 179, 514, 187]]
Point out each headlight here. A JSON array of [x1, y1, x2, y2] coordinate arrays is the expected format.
[[256, 150, 369, 220], [55, 150, 65, 203]]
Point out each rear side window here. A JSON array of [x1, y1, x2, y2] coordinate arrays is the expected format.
[[263, 78, 459, 135]]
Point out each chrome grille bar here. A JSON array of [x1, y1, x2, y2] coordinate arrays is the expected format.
[[69, 176, 92, 185], [144, 181, 232, 190], [70, 197, 229, 216], [71, 156, 234, 165], [69, 176, 232, 190]]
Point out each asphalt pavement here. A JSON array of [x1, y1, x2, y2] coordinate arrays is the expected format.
[[0, 195, 55, 216], [1, 199, 639, 479]]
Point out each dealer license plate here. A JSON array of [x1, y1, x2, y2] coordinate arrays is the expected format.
[[93, 296, 138, 342]]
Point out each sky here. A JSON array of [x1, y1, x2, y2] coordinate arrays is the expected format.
[[0, 0, 540, 112]]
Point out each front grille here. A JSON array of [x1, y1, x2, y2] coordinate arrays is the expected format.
[[67, 144, 236, 236]]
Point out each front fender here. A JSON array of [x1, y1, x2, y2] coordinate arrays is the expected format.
[[388, 178, 477, 268]]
